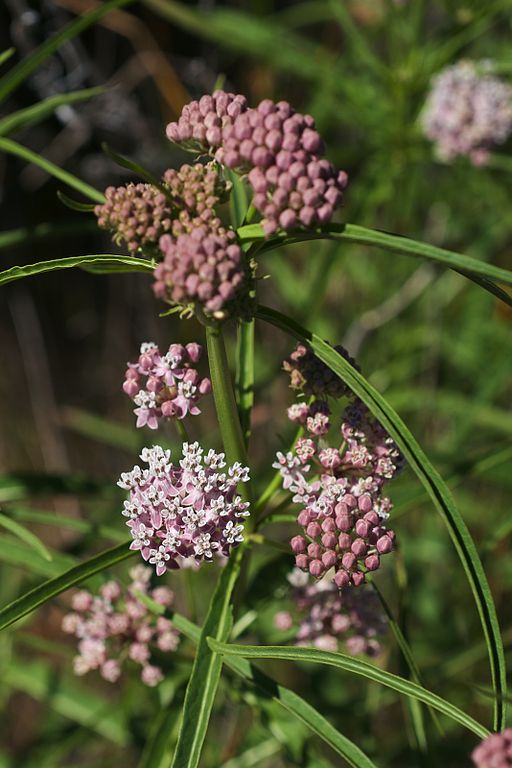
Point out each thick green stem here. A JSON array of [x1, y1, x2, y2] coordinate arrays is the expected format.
[[206, 324, 249, 491], [235, 319, 254, 445]]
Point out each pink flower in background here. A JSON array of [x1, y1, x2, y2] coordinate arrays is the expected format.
[[62, 566, 178, 687], [118, 444, 250, 574], [274, 568, 387, 656], [421, 60, 512, 165]]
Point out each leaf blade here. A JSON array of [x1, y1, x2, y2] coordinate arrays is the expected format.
[[0, 541, 134, 632], [0, 254, 153, 287], [210, 640, 490, 740]]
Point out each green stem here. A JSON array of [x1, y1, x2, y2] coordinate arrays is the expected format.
[[235, 319, 254, 445], [205, 324, 249, 493], [174, 419, 190, 444]]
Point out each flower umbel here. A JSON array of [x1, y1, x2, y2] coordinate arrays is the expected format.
[[118, 444, 250, 574], [123, 341, 211, 429], [62, 566, 179, 686], [421, 60, 512, 165]]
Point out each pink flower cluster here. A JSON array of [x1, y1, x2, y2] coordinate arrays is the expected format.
[[154, 218, 253, 321], [274, 568, 386, 656], [166, 91, 348, 236], [95, 183, 173, 254], [421, 60, 512, 165], [118, 444, 250, 574], [472, 730, 512, 767], [123, 341, 211, 429], [62, 565, 179, 687], [95, 162, 230, 256], [275, 398, 400, 587]]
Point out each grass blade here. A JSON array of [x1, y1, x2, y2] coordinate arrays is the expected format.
[[256, 304, 507, 731], [209, 640, 490, 740], [170, 548, 245, 768], [0, 137, 104, 202], [0, 511, 53, 561], [238, 223, 512, 307], [0, 254, 153, 287], [0, 87, 105, 136], [0, 541, 134, 631], [171, 613, 380, 768], [0, 0, 133, 104]]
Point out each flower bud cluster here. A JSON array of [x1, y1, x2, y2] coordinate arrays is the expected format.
[[472, 729, 512, 767], [62, 565, 178, 687], [274, 568, 386, 656], [95, 162, 230, 255], [154, 217, 253, 321], [166, 91, 348, 236], [275, 390, 400, 586], [283, 342, 359, 398], [421, 60, 512, 165], [123, 341, 211, 429], [95, 183, 173, 254], [118, 444, 250, 574], [163, 162, 230, 217]]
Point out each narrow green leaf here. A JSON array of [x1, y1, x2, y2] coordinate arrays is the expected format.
[[170, 548, 245, 768], [237, 223, 512, 307], [0, 254, 153, 287], [0, 48, 15, 68], [226, 169, 249, 228], [8, 506, 126, 544], [0, 511, 53, 561], [0, 535, 73, 577], [0, 0, 133, 103], [0, 87, 105, 136], [210, 641, 490, 740], [101, 143, 167, 191], [0, 541, 134, 631], [57, 190, 96, 212], [235, 320, 255, 444], [0, 137, 104, 202], [171, 613, 379, 768], [256, 304, 507, 731]]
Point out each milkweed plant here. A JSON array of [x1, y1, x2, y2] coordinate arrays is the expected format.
[[1, 7, 512, 765]]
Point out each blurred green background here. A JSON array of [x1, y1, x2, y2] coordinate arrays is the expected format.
[[0, 1, 511, 765]]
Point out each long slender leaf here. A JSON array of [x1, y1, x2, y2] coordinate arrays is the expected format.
[[0, 87, 106, 136], [256, 304, 507, 731], [170, 548, 245, 768], [8, 506, 126, 544], [0, 137, 104, 202], [171, 614, 379, 768], [0, 541, 133, 631], [0, 49, 15, 68], [0, 0, 133, 104], [0, 253, 153, 287], [0, 511, 52, 561], [101, 143, 167, 191], [209, 640, 490, 740], [238, 223, 512, 307]]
